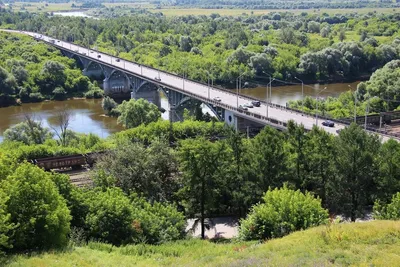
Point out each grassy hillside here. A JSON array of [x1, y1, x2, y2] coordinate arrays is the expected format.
[[5, 221, 400, 266]]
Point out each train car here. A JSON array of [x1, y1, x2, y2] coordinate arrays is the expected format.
[[33, 154, 86, 171], [85, 151, 108, 167]]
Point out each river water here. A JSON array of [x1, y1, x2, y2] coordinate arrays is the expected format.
[[0, 81, 360, 141]]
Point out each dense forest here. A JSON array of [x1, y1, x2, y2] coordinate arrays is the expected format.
[[0, 31, 103, 107], [169, 0, 400, 9]]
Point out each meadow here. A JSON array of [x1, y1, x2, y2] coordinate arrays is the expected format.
[[6, 221, 400, 266]]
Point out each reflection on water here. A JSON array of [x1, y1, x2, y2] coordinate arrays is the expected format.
[[239, 81, 361, 105], [0, 99, 124, 142]]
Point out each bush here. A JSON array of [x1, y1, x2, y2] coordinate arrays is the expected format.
[[52, 87, 67, 100], [101, 96, 118, 116], [28, 92, 44, 103], [84, 88, 104, 99], [373, 193, 400, 220], [1, 163, 71, 251], [84, 188, 135, 245], [130, 195, 186, 244], [238, 186, 328, 241]]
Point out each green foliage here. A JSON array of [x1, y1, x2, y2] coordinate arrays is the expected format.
[[116, 98, 161, 128], [84, 88, 104, 99], [0, 32, 97, 106], [0, 189, 14, 255], [130, 195, 186, 244], [101, 96, 118, 116], [84, 188, 134, 246], [177, 138, 231, 239], [239, 186, 328, 241], [0, 163, 71, 251], [3, 118, 53, 145], [373, 193, 400, 220], [331, 123, 381, 221], [93, 139, 178, 202]]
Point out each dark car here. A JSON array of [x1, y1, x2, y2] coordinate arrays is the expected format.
[[97, 54, 101, 58], [251, 100, 261, 107], [322, 120, 335, 127], [116, 58, 120, 62]]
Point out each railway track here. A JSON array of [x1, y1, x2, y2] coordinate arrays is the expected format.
[[56, 168, 94, 188]]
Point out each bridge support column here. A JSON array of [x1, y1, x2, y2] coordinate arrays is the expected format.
[[103, 77, 112, 95]]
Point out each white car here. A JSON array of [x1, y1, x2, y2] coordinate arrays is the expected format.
[[213, 97, 221, 102]]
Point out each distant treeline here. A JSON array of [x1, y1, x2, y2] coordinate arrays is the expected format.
[[169, 0, 400, 9]]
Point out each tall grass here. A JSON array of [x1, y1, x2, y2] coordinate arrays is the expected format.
[[7, 221, 400, 267]]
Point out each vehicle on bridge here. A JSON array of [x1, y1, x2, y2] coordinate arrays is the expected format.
[[239, 105, 248, 111], [213, 97, 221, 102], [251, 100, 261, 107], [244, 103, 254, 108], [322, 120, 335, 127]]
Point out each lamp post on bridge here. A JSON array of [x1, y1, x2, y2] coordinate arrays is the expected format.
[[266, 78, 275, 118], [294, 77, 304, 111], [236, 71, 246, 108], [315, 86, 328, 126]]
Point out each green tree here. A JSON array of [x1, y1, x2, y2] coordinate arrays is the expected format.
[[3, 115, 53, 145], [0, 67, 16, 95], [332, 123, 381, 221], [117, 98, 161, 128], [101, 96, 118, 116], [93, 139, 178, 202], [177, 138, 230, 239], [245, 127, 287, 199], [1, 163, 71, 251], [377, 139, 400, 202], [239, 186, 328, 240]]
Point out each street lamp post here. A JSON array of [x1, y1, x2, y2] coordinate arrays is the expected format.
[[365, 95, 370, 130], [236, 72, 246, 108], [315, 87, 328, 126], [294, 77, 304, 111], [266, 78, 275, 118], [348, 85, 357, 124]]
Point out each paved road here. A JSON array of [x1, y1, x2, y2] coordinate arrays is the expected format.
[[4, 30, 396, 141]]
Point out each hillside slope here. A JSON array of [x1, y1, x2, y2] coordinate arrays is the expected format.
[[6, 221, 400, 266]]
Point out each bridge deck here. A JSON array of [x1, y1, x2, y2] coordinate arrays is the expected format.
[[5, 30, 397, 142]]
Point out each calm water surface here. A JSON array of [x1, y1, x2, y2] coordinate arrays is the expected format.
[[0, 82, 360, 141], [240, 81, 361, 105]]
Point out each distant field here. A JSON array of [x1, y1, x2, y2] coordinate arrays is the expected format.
[[8, 2, 400, 16], [9, 1, 153, 13], [150, 7, 400, 16], [9, 2, 80, 12]]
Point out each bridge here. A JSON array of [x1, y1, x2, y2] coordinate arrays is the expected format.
[[5, 30, 398, 141]]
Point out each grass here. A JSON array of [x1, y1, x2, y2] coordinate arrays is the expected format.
[[149, 7, 400, 17], [5, 220, 400, 266]]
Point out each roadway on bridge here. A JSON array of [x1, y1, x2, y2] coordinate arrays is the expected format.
[[4, 30, 395, 142]]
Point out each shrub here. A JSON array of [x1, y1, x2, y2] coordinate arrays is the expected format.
[[373, 193, 400, 220], [28, 92, 44, 103], [84, 88, 104, 99], [101, 96, 118, 116], [1, 163, 71, 251], [52, 87, 67, 100], [84, 188, 135, 245], [130, 195, 186, 244], [238, 186, 328, 241]]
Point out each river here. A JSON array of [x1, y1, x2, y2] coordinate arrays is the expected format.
[[0, 81, 360, 142]]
